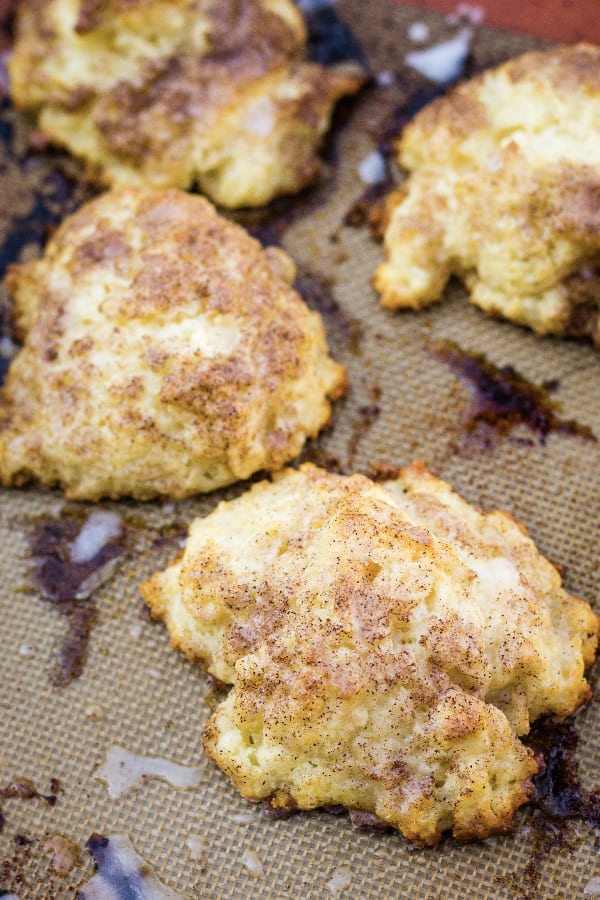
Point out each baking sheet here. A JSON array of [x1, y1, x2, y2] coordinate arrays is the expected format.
[[1, 2, 599, 897]]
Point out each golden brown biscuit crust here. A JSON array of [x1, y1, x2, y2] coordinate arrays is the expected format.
[[375, 44, 600, 346], [9, 0, 364, 206], [0, 189, 346, 499], [142, 464, 598, 845]]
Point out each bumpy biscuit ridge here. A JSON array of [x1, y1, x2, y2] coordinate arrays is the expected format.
[[9, 0, 364, 207], [142, 463, 598, 845], [0, 190, 346, 499], [375, 44, 600, 346]]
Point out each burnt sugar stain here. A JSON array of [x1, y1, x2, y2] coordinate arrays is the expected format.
[[303, 5, 368, 70], [51, 600, 97, 687], [0, 165, 93, 280], [343, 177, 395, 237], [27, 511, 125, 686], [229, 190, 313, 249], [148, 520, 188, 552], [499, 718, 600, 899], [260, 799, 298, 821], [294, 269, 361, 355], [0, 1, 16, 56], [0, 777, 61, 833], [29, 513, 124, 602], [431, 339, 596, 445], [0, 99, 96, 388], [343, 84, 445, 235], [347, 397, 381, 467], [300, 447, 345, 474], [348, 809, 390, 832], [376, 84, 446, 158], [14, 833, 33, 845], [528, 719, 600, 826], [0, 835, 34, 897]]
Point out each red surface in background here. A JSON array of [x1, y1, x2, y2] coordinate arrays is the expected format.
[[0, 0, 597, 46], [393, 0, 600, 44]]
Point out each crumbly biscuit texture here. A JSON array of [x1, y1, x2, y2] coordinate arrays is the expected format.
[[142, 463, 598, 845], [0, 189, 346, 499], [375, 44, 600, 346], [9, 0, 363, 206]]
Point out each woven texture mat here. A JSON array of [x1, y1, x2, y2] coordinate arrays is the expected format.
[[1, 2, 599, 897]]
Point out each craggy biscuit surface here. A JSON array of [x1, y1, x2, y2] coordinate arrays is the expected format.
[[375, 44, 600, 346], [0, 190, 346, 499], [142, 463, 598, 845], [9, 0, 363, 207]]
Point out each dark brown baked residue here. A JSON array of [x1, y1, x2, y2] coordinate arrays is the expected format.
[[343, 178, 395, 237], [27, 512, 125, 686], [431, 339, 596, 444], [29, 514, 123, 601], [343, 84, 445, 236], [0, 777, 61, 833], [499, 718, 600, 899], [294, 269, 361, 355], [347, 397, 381, 466]]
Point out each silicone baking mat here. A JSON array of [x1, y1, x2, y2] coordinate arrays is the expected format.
[[1, 2, 599, 897]]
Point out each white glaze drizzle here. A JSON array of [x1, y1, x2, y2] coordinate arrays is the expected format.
[[404, 27, 472, 84], [325, 866, 353, 895], [358, 151, 387, 185], [77, 834, 182, 899], [94, 746, 203, 799], [70, 511, 123, 564]]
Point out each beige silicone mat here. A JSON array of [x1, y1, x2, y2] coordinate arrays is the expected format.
[[1, 2, 599, 897]]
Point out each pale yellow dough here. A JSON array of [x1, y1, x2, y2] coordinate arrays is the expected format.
[[9, 0, 364, 207], [142, 463, 598, 845], [375, 44, 600, 346], [0, 190, 346, 499]]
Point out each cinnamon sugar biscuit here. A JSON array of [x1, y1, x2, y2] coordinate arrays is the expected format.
[[9, 0, 364, 207], [375, 44, 600, 346], [0, 190, 346, 499], [142, 463, 598, 845]]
